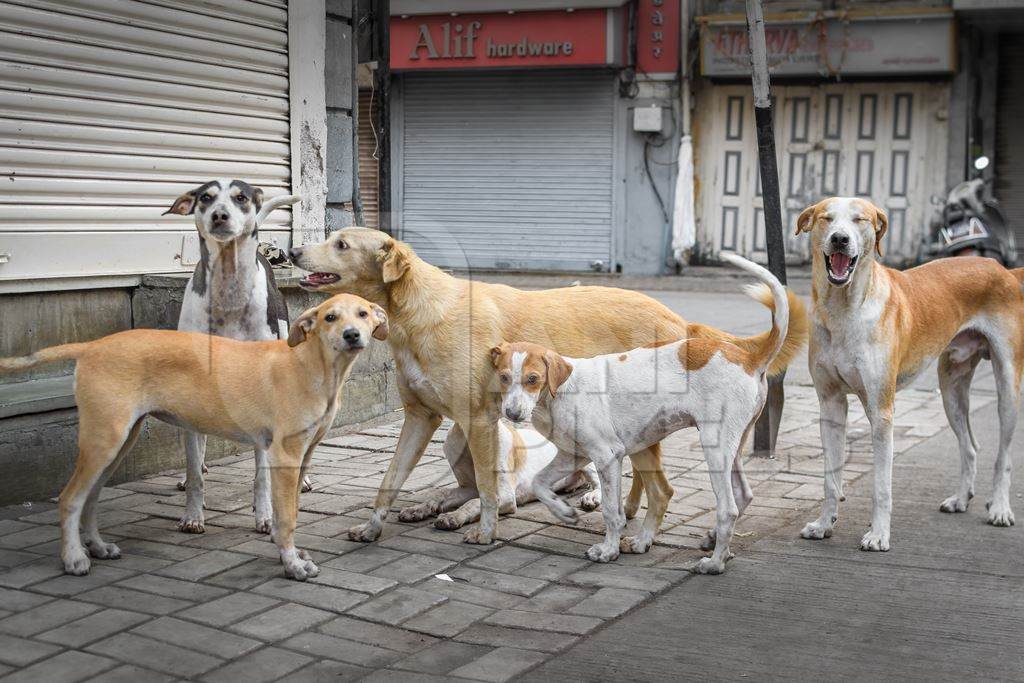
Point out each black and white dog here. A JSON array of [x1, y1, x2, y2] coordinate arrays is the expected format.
[[164, 179, 303, 534]]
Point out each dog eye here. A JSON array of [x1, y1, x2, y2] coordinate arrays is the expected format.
[[527, 374, 539, 385], [336, 240, 348, 251], [236, 195, 248, 203], [359, 310, 368, 318], [200, 193, 213, 202], [324, 313, 337, 322]]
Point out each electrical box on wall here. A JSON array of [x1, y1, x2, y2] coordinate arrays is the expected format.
[[633, 105, 663, 133]]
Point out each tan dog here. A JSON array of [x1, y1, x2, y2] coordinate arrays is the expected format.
[[289, 228, 807, 547], [0, 294, 387, 580], [796, 197, 1024, 552]]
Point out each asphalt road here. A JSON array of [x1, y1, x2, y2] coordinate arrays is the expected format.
[[524, 397, 1024, 682]]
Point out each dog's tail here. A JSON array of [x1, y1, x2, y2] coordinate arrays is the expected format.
[[256, 194, 301, 225], [719, 253, 808, 377], [0, 342, 90, 374]]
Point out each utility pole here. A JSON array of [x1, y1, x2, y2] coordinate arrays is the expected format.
[[746, 0, 787, 457]]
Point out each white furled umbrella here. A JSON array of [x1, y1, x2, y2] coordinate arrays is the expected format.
[[670, 134, 696, 268]]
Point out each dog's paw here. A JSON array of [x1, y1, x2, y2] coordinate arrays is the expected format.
[[799, 519, 833, 540], [462, 526, 494, 545], [348, 521, 382, 543], [859, 528, 890, 552], [283, 555, 319, 581], [85, 540, 121, 560], [699, 530, 717, 551], [939, 495, 969, 513], [63, 549, 91, 576], [578, 489, 601, 511], [434, 513, 465, 530], [399, 504, 435, 523], [543, 498, 579, 526], [987, 500, 1015, 527], [301, 476, 314, 493], [586, 542, 620, 563], [692, 557, 726, 575], [177, 515, 206, 534], [620, 534, 653, 554], [254, 516, 272, 535], [176, 478, 186, 492]]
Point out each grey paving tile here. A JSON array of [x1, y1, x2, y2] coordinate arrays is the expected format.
[[0, 556, 65, 588], [565, 564, 679, 591], [0, 598, 100, 636], [483, 609, 602, 635], [417, 576, 526, 609], [568, 587, 650, 619], [253, 577, 367, 612], [292, 533, 363, 556], [204, 556, 283, 589], [0, 586, 53, 611], [87, 631, 222, 677], [115, 540, 205, 561], [448, 566, 548, 597], [370, 553, 456, 584], [36, 608, 150, 648], [76, 586, 193, 615], [515, 555, 591, 581], [154, 550, 253, 581], [0, 548, 41, 570], [402, 600, 495, 638], [308, 566, 397, 595], [0, 650, 117, 683], [513, 584, 592, 613], [85, 664, 177, 682], [466, 546, 546, 573], [230, 602, 334, 641], [116, 574, 230, 602], [380, 535, 484, 563], [0, 520, 35, 536], [359, 669, 450, 683], [280, 631, 404, 667], [454, 623, 579, 653], [30, 565, 137, 597], [99, 553, 173, 573], [202, 646, 311, 683], [0, 524, 61, 549], [322, 546, 406, 573], [319, 615, 439, 653], [448, 646, 549, 683], [132, 616, 262, 659], [0, 632, 64, 667], [390, 640, 491, 675], [277, 660, 370, 683], [347, 586, 447, 626], [176, 592, 281, 628]]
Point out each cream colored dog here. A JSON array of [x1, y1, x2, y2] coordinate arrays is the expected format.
[[289, 228, 807, 548], [796, 197, 1024, 552], [0, 294, 387, 580]]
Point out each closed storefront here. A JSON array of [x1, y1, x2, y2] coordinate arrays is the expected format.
[[0, 0, 293, 286], [995, 34, 1024, 260], [694, 9, 955, 264]]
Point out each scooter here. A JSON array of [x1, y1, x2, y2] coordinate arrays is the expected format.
[[922, 156, 1016, 267]]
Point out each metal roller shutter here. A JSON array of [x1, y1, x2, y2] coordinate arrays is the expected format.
[[399, 71, 616, 272], [0, 0, 291, 282], [358, 88, 380, 230], [996, 34, 1024, 261]]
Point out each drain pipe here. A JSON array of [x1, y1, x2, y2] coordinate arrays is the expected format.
[[669, 0, 696, 269]]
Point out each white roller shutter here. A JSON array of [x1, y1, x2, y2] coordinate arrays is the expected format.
[[996, 35, 1024, 262], [398, 71, 616, 272], [0, 0, 291, 282]]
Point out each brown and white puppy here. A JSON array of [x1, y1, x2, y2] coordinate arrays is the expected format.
[[288, 228, 807, 548], [796, 197, 1024, 552], [0, 294, 387, 580]]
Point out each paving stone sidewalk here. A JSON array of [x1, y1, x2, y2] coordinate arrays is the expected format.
[[0, 384, 990, 682]]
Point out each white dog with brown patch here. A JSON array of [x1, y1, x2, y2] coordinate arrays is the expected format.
[[492, 254, 807, 573], [796, 197, 1024, 552]]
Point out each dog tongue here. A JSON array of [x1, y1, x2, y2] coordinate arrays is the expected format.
[[830, 253, 851, 278]]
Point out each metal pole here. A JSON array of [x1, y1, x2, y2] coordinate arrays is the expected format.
[[374, 0, 392, 234], [745, 0, 787, 457]]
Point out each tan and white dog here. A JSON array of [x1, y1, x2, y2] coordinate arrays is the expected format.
[[797, 197, 1024, 552], [399, 421, 601, 531], [0, 294, 387, 580], [289, 229, 809, 547], [492, 254, 807, 573]]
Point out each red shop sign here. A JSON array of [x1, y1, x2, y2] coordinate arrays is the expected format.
[[391, 10, 615, 70], [636, 0, 680, 76]]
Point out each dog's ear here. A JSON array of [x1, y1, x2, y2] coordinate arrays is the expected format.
[[795, 204, 818, 236], [164, 190, 197, 216], [287, 309, 318, 347], [490, 343, 509, 368], [379, 239, 411, 284], [370, 303, 389, 341], [542, 350, 573, 398], [253, 186, 264, 212], [872, 205, 889, 258]]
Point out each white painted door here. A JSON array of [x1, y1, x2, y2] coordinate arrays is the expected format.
[[697, 82, 948, 264]]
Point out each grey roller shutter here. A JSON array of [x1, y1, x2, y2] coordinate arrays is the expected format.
[[0, 0, 291, 282], [399, 70, 615, 272], [996, 35, 1024, 260]]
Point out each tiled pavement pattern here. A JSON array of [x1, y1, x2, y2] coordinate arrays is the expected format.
[[0, 385, 991, 682]]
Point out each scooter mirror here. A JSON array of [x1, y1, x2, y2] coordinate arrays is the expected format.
[[974, 155, 990, 171]]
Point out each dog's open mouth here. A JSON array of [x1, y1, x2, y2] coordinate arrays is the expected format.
[[824, 252, 857, 286], [299, 272, 340, 288]]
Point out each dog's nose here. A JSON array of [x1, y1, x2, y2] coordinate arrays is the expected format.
[[505, 408, 524, 422], [342, 327, 361, 345], [288, 247, 302, 261], [211, 209, 229, 224], [830, 233, 850, 249]]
